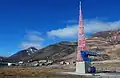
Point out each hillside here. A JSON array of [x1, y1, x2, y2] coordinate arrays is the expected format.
[[1, 29, 120, 63], [6, 47, 38, 62], [32, 41, 77, 61], [92, 29, 120, 38]]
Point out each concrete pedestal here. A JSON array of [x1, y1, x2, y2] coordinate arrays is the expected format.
[[76, 62, 91, 73]]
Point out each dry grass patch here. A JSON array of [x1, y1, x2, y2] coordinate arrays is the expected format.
[[0, 67, 91, 78]]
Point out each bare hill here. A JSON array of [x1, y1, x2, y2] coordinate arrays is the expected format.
[[2, 30, 120, 62]]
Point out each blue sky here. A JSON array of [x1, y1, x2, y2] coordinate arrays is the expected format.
[[0, 0, 120, 56]]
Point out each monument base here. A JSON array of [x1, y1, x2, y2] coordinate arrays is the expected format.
[[76, 61, 91, 73]]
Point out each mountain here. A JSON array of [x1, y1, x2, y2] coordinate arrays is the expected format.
[[7, 47, 38, 62], [30, 41, 77, 61], [4, 29, 120, 62], [92, 29, 120, 38], [4, 41, 77, 62], [28, 30, 120, 62]]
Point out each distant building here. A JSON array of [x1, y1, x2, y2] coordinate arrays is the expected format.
[[8, 63, 12, 66], [30, 61, 39, 67], [38, 60, 47, 63], [18, 61, 23, 64]]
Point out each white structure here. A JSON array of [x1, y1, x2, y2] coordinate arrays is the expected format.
[[60, 61, 65, 65], [76, 62, 91, 73], [65, 62, 70, 65], [8, 63, 12, 66], [18, 61, 23, 64], [39, 60, 47, 63]]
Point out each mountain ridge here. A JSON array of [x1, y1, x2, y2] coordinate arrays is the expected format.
[[1, 29, 120, 62]]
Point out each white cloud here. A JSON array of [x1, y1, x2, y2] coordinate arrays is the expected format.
[[26, 31, 44, 42], [84, 20, 120, 33], [21, 31, 44, 49], [47, 26, 78, 39], [47, 19, 120, 39]]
